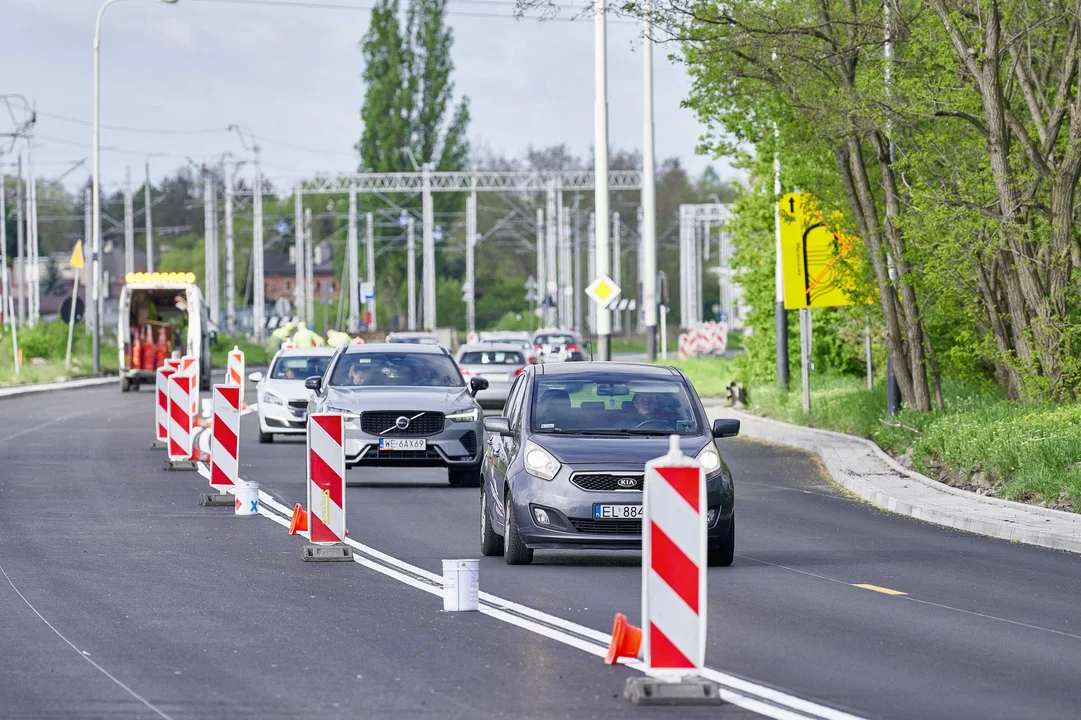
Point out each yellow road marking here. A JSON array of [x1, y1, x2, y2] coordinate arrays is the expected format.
[[852, 583, 907, 596]]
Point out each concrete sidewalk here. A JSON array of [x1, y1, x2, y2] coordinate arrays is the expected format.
[[705, 403, 1081, 555], [0, 375, 114, 399]]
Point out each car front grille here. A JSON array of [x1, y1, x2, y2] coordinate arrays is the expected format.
[[370, 446, 443, 461], [570, 473, 644, 492], [361, 411, 444, 437], [288, 400, 307, 410], [570, 518, 642, 535], [461, 431, 477, 456]]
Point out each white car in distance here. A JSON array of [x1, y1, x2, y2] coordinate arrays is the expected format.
[[250, 347, 336, 443]]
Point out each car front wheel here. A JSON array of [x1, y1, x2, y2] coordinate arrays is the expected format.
[[480, 488, 503, 556], [258, 429, 274, 444], [502, 491, 533, 565], [708, 516, 735, 567]]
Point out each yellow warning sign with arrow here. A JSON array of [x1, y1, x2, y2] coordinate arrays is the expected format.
[[779, 193, 861, 309]]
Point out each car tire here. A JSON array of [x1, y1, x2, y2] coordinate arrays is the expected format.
[[120, 377, 131, 393], [448, 464, 482, 488], [258, 429, 274, 444], [480, 488, 503, 557], [708, 516, 735, 567], [503, 491, 533, 565]]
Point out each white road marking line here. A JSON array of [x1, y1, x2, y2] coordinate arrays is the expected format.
[[741, 552, 1081, 643], [248, 482, 866, 720], [0, 562, 176, 720]]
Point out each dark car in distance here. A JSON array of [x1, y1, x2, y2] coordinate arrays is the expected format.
[[480, 361, 738, 565]]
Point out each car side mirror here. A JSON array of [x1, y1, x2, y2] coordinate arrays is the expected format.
[[470, 377, 490, 396], [304, 376, 322, 391], [484, 416, 511, 435], [248, 371, 264, 382], [712, 418, 740, 438]]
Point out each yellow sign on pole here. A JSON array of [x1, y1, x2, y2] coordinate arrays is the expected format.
[[70, 240, 85, 270], [779, 193, 860, 309]]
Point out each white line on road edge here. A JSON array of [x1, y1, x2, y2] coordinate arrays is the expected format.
[[0, 563, 176, 720], [247, 486, 867, 720]]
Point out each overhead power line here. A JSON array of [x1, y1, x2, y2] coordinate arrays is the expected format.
[[35, 111, 227, 136], [188, 0, 611, 22]]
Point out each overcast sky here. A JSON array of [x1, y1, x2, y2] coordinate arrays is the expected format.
[[4, 0, 739, 193]]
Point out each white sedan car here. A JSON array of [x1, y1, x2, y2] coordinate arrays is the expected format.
[[249, 347, 336, 443]]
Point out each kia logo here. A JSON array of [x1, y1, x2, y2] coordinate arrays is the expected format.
[[395, 416, 411, 430], [617, 477, 639, 488]]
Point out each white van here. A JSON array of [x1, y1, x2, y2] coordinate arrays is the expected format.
[[117, 272, 214, 392]]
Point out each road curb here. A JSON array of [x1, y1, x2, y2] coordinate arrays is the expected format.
[[0, 376, 115, 399], [706, 404, 1081, 555]]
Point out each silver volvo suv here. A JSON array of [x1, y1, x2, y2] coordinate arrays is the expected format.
[[306, 343, 489, 487]]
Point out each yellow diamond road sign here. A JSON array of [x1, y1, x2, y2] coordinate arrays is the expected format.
[[585, 274, 621, 309]]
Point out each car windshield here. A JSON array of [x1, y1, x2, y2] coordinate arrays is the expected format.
[[389, 335, 438, 345], [330, 352, 465, 388], [535, 334, 576, 346], [459, 350, 524, 365], [270, 355, 331, 380], [531, 374, 699, 435]]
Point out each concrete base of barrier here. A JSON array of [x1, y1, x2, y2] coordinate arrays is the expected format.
[[199, 493, 234, 507], [623, 677, 723, 706], [150, 439, 167, 450], [163, 459, 198, 472], [302, 544, 353, 562]]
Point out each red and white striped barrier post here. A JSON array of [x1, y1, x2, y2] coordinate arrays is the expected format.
[[642, 435, 706, 675], [200, 384, 240, 507], [164, 373, 197, 471], [302, 413, 352, 561], [152, 364, 177, 449], [227, 346, 244, 391], [605, 435, 720, 705]]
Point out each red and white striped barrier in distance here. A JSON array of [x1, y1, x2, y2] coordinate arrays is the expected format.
[[167, 373, 195, 462], [155, 365, 178, 443], [227, 346, 244, 395], [180, 355, 199, 415], [210, 384, 240, 493], [307, 413, 346, 544], [678, 333, 693, 360], [642, 435, 707, 677]]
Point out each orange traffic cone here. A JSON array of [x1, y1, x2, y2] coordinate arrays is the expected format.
[[604, 613, 643, 664], [288, 504, 308, 535], [131, 329, 143, 369], [189, 449, 211, 463], [154, 326, 168, 369], [194, 416, 214, 429]]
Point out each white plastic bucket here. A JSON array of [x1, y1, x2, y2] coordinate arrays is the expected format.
[[234, 481, 259, 517], [442, 559, 479, 612]]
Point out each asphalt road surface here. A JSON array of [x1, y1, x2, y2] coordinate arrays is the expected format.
[[3, 383, 1081, 719]]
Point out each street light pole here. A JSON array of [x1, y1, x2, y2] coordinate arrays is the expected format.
[[641, 0, 658, 360], [593, 0, 612, 360], [92, 0, 178, 372]]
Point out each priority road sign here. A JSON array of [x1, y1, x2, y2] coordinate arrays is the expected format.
[[586, 274, 622, 309]]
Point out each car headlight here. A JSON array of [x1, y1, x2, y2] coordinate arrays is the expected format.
[[262, 392, 283, 405], [524, 440, 560, 481], [327, 406, 352, 415], [696, 445, 722, 478], [446, 407, 479, 422]]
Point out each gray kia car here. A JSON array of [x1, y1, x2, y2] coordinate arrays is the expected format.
[[306, 343, 489, 487], [480, 362, 739, 565]]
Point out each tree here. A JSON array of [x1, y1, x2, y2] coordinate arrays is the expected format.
[[356, 0, 471, 319], [41, 255, 65, 296]]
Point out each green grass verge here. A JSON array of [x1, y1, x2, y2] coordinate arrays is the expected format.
[[0, 322, 118, 386], [672, 356, 1081, 512], [211, 336, 269, 368]]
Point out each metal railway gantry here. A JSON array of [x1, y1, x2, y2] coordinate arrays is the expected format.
[[256, 170, 644, 333]]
